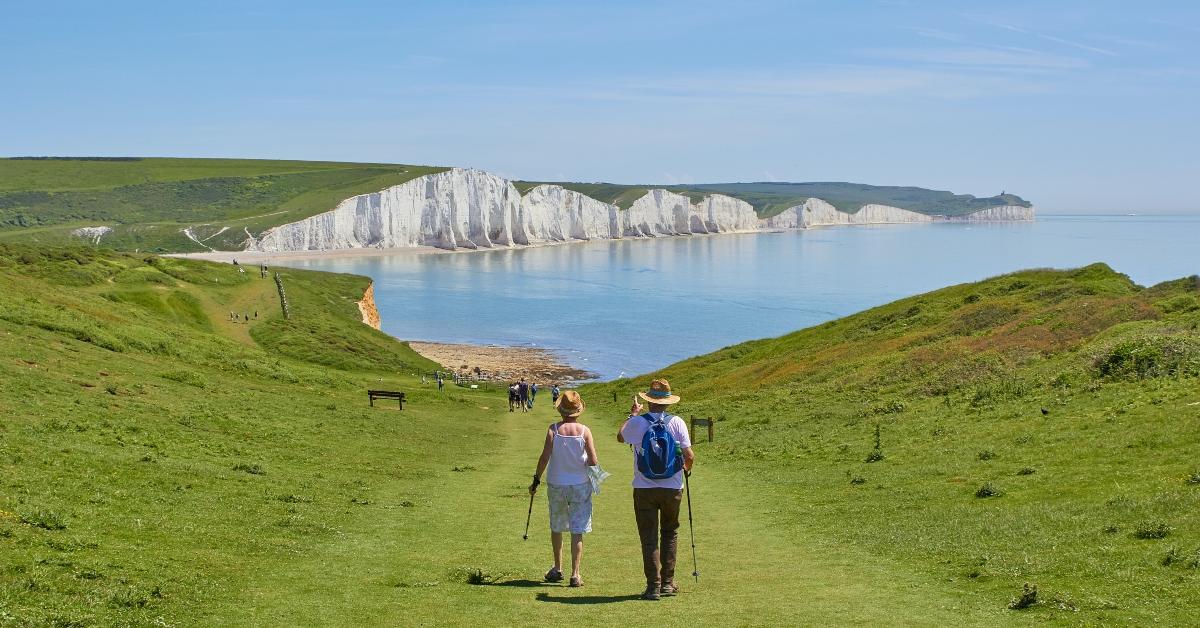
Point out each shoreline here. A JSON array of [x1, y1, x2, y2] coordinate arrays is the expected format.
[[164, 229, 765, 264], [166, 216, 1038, 266], [407, 341, 595, 384]]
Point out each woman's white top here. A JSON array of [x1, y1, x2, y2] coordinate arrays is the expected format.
[[547, 423, 589, 486]]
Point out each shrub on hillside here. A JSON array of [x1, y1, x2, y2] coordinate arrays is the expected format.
[[1093, 334, 1200, 380], [975, 483, 1002, 498], [1008, 583, 1038, 610], [1133, 522, 1172, 539]]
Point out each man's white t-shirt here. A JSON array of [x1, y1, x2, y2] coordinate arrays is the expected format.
[[620, 412, 691, 490]]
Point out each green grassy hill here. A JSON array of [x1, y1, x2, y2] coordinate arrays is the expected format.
[[1, 158, 1030, 254], [0, 158, 447, 252], [582, 264, 1200, 623], [1, 247, 1196, 625]]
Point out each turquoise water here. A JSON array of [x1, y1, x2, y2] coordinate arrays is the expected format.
[[284, 215, 1200, 380]]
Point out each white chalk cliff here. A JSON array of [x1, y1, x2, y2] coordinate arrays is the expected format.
[[249, 168, 1033, 253]]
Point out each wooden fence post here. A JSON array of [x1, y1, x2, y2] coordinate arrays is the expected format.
[[690, 416, 714, 443]]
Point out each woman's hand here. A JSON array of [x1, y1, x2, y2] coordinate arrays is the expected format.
[[630, 400, 643, 415]]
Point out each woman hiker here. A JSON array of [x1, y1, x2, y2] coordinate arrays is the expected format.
[[529, 390, 600, 587]]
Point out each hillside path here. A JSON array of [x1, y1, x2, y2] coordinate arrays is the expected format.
[[236, 397, 1010, 626]]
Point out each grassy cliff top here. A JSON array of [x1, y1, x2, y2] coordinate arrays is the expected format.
[[519, 179, 1031, 215], [0, 157, 448, 252]]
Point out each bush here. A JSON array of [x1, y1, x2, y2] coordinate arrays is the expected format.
[[975, 483, 1002, 498], [1094, 334, 1200, 380], [1008, 583, 1038, 610], [977, 450, 997, 461], [1016, 467, 1037, 476], [1133, 522, 1172, 539]]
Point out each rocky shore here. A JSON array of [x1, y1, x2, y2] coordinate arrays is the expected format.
[[407, 341, 594, 383]]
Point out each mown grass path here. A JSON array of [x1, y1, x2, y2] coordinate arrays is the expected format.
[[230, 398, 1017, 626]]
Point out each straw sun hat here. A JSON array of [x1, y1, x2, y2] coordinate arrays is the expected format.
[[555, 389, 586, 418], [637, 379, 680, 405]]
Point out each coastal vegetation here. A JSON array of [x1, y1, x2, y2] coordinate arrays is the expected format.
[[519, 179, 1031, 216], [1, 247, 1194, 625]]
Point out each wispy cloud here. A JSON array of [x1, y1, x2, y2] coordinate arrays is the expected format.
[[965, 15, 1119, 57], [863, 46, 1087, 71]]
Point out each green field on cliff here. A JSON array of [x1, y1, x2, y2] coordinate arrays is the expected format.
[[0, 157, 1029, 254], [0, 244, 1197, 626], [0, 158, 448, 252]]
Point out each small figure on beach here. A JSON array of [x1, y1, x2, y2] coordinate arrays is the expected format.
[[529, 390, 600, 588]]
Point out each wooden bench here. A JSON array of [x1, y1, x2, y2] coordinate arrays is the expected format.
[[368, 390, 406, 410], [691, 416, 714, 443]]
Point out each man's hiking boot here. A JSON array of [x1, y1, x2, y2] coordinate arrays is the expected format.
[[641, 585, 661, 601], [544, 567, 563, 583], [660, 581, 679, 596]]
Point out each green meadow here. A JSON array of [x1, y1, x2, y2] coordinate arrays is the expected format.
[[0, 158, 448, 252], [1, 246, 1197, 626]]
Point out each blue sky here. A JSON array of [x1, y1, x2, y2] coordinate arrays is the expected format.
[[2, 1, 1198, 212]]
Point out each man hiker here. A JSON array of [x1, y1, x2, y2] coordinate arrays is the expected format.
[[551, 383, 561, 405], [618, 379, 694, 601], [529, 382, 538, 409]]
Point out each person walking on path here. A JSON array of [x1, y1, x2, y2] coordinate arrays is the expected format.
[[618, 379, 694, 601], [551, 384, 561, 405], [529, 382, 538, 409], [517, 379, 530, 413], [529, 390, 600, 588], [508, 382, 521, 412]]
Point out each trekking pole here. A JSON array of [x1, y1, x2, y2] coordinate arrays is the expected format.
[[523, 491, 534, 541], [684, 470, 699, 582]]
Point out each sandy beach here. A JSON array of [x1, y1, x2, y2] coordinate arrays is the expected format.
[[408, 341, 594, 383]]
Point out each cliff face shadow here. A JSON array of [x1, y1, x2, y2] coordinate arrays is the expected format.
[[535, 592, 643, 604]]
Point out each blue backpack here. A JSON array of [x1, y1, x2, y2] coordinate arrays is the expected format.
[[637, 413, 683, 479]]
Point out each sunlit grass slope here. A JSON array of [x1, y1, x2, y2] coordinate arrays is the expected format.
[[583, 263, 1200, 624], [3, 248, 1195, 626]]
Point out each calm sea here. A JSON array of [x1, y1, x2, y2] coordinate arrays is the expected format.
[[283, 215, 1200, 381]]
